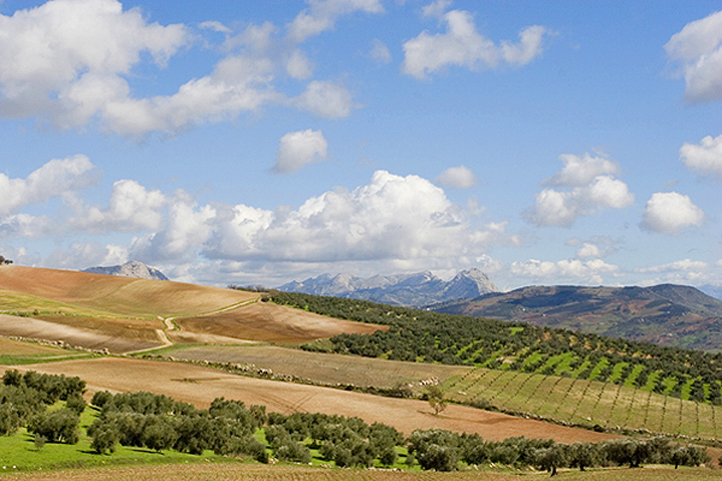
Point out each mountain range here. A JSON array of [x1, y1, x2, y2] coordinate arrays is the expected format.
[[432, 284, 722, 351], [278, 268, 498, 307], [82, 260, 169, 281]]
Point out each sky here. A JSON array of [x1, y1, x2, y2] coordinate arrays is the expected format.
[[0, 0, 721, 292]]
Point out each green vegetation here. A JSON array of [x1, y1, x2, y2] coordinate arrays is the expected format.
[[272, 292, 722, 406], [0, 370, 710, 474]]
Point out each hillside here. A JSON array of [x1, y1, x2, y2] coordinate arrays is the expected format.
[[278, 268, 498, 306], [430, 284, 722, 351], [0, 265, 384, 352]]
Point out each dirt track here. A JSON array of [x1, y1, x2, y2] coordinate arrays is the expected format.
[[4, 357, 617, 444]]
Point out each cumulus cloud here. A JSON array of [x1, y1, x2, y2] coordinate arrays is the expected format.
[[525, 153, 634, 227], [636, 258, 708, 274], [0, 0, 190, 129], [665, 10, 722, 102], [511, 258, 619, 284], [422, 0, 453, 19], [0, 1, 366, 138], [102, 55, 282, 138], [71, 180, 167, 232], [0, 155, 98, 217], [641, 192, 705, 233], [287, 0, 384, 43], [402, 9, 549, 79], [285, 49, 315, 79], [202, 170, 508, 263], [680, 134, 722, 178], [368, 39, 392, 64], [436, 165, 478, 188], [272, 129, 329, 173], [543, 153, 619, 186], [293, 80, 358, 118]]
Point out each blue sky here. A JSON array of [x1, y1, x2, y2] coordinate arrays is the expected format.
[[1, 0, 721, 291]]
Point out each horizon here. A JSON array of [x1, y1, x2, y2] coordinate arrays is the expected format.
[[1, 0, 721, 292]]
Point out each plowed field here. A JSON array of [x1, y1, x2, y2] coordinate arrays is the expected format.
[[3, 358, 616, 443]]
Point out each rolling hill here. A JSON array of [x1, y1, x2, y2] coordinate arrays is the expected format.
[[0, 265, 385, 352], [431, 284, 722, 351]]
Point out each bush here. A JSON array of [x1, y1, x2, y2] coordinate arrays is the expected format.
[[91, 391, 113, 408], [28, 408, 80, 444]]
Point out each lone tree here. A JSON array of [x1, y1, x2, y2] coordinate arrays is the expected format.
[[426, 385, 447, 416], [0, 255, 12, 265]]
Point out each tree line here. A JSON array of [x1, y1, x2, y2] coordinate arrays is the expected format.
[[270, 291, 722, 404], [0, 369, 710, 474]]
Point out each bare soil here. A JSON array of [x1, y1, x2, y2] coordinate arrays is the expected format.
[[163, 344, 468, 388], [4, 358, 617, 443], [0, 315, 161, 353], [175, 302, 387, 344]]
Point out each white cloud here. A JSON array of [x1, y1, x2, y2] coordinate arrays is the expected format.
[[44, 242, 128, 270], [273, 129, 329, 174], [0, 0, 190, 129], [634, 259, 711, 285], [665, 10, 722, 102], [641, 192, 705, 234], [544, 153, 619, 186], [102, 55, 282, 138], [636, 259, 708, 274], [679, 134, 722, 178], [422, 0, 452, 19], [0, 155, 98, 217], [71, 180, 167, 233], [575, 242, 601, 259], [369, 39, 392, 64], [203, 170, 509, 263], [436, 165, 478, 188], [402, 9, 549, 79], [287, 0, 384, 43], [199, 20, 231, 34], [511, 258, 619, 284], [286, 49, 315, 79], [293, 80, 358, 118], [526, 153, 633, 227]]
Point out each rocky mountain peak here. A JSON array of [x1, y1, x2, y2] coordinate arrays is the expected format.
[[82, 261, 169, 281]]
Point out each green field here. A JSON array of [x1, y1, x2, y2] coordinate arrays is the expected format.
[[444, 367, 722, 439]]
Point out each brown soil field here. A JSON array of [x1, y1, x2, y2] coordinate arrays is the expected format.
[[174, 302, 387, 344], [162, 344, 469, 388], [0, 266, 385, 348], [1, 463, 720, 481], [4, 357, 616, 443], [0, 337, 68, 355], [0, 265, 260, 318], [0, 315, 160, 353]]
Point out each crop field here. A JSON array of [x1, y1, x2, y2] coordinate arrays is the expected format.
[[0, 266, 385, 352], [156, 344, 470, 388], [444, 367, 722, 439], [0, 337, 90, 365], [1, 358, 616, 443], [173, 302, 387, 345], [1, 463, 721, 481]]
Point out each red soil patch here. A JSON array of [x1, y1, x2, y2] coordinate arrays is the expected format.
[[5, 358, 617, 444]]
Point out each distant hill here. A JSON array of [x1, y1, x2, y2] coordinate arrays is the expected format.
[[431, 284, 722, 351], [83, 260, 169, 281], [278, 268, 498, 306]]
